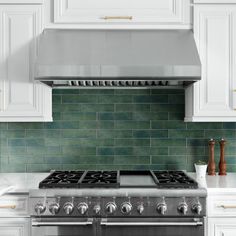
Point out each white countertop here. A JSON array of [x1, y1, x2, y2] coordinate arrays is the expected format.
[[0, 172, 236, 195]]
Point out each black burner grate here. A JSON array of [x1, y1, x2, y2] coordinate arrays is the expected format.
[[151, 170, 198, 189], [80, 171, 120, 188], [39, 171, 84, 188]]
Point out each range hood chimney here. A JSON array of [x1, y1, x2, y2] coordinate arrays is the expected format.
[[35, 29, 201, 89]]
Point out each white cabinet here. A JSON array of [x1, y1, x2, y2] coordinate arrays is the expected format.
[[208, 218, 236, 236], [185, 4, 236, 122], [0, 195, 29, 236], [0, 218, 29, 236], [44, 0, 192, 29], [0, 4, 52, 122], [207, 195, 236, 236]]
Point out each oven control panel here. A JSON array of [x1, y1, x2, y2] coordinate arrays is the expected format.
[[30, 196, 206, 217]]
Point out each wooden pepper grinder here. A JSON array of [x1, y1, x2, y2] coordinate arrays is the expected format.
[[208, 139, 216, 175], [219, 138, 227, 175]]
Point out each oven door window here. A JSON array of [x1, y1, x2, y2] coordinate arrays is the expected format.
[[99, 218, 204, 236], [31, 218, 96, 236]]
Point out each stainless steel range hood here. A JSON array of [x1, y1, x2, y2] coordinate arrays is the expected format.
[[35, 29, 201, 89]]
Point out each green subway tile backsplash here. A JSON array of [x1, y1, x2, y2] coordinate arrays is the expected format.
[[0, 89, 236, 172]]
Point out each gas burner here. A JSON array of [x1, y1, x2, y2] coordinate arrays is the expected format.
[[81, 171, 119, 187], [152, 171, 198, 189], [39, 171, 84, 188]]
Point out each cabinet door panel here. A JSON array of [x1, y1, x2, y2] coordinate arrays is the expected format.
[[53, 0, 191, 27], [208, 218, 236, 236], [0, 5, 52, 122], [185, 5, 236, 121], [0, 218, 29, 236]]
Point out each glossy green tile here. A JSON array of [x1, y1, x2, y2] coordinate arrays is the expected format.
[[98, 95, 132, 104], [133, 95, 168, 104], [115, 121, 150, 129], [97, 147, 114, 156], [8, 123, 43, 130], [168, 95, 184, 104], [204, 130, 236, 139], [151, 139, 186, 146], [62, 130, 96, 138], [97, 130, 132, 139], [115, 104, 150, 112], [152, 121, 186, 129], [187, 123, 223, 130], [62, 146, 96, 155], [62, 95, 98, 103], [2, 89, 236, 173], [8, 139, 26, 146], [133, 112, 168, 121], [98, 112, 132, 120], [168, 112, 184, 120], [80, 104, 114, 112], [62, 112, 96, 121], [169, 130, 204, 138], [151, 104, 184, 112], [114, 156, 150, 165], [52, 95, 62, 104]]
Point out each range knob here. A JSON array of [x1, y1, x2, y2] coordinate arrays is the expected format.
[[49, 203, 60, 215], [63, 202, 74, 215], [121, 202, 132, 214], [137, 204, 144, 214], [157, 203, 167, 215], [35, 203, 46, 215], [178, 202, 188, 215], [93, 205, 101, 214], [192, 203, 202, 215], [77, 203, 88, 215], [106, 202, 117, 214]]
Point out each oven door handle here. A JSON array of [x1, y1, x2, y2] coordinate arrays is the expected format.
[[100, 220, 203, 227], [32, 219, 93, 227]]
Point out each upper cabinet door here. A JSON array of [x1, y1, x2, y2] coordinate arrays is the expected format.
[[0, 5, 52, 122], [185, 4, 236, 122], [51, 0, 191, 28]]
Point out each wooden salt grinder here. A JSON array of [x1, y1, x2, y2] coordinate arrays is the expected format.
[[208, 139, 216, 175], [219, 138, 227, 175]]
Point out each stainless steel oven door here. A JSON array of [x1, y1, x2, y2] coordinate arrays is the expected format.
[[31, 218, 96, 236], [98, 218, 204, 236]]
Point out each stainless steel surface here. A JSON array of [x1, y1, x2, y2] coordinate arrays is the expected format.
[[29, 196, 206, 217], [63, 202, 74, 215], [31, 218, 95, 236], [106, 202, 117, 214], [100, 221, 203, 226], [156, 202, 167, 215], [78, 202, 89, 215], [98, 218, 204, 236], [178, 202, 188, 215], [35, 29, 201, 88], [121, 202, 132, 214], [35, 203, 46, 215], [192, 202, 202, 215], [49, 203, 60, 215]]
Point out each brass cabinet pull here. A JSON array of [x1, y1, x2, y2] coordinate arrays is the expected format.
[[218, 205, 236, 209], [0, 205, 16, 209], [102, 16, 133, 20]]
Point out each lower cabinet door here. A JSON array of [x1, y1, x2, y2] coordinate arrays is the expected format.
[[208, 218, 236, 236], [0, 218, 29, 236]]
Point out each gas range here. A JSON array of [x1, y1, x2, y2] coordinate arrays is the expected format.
[[29, 170, 206, 236], [30, 170, 205, 217]]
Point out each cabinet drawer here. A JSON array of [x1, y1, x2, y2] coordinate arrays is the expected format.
[[54, 0, 191, 26], [0, 196, 28, 217], [208, 196, 236, 217]]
